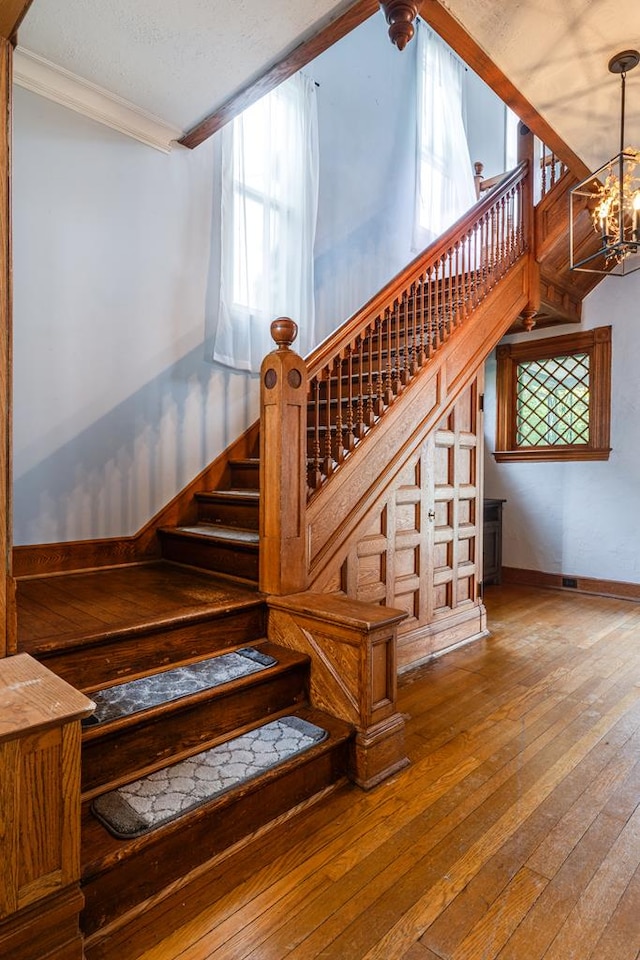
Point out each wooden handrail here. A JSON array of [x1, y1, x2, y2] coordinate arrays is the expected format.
[[305, 160, 529, 493]]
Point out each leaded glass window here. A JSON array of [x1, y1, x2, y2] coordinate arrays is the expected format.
[[494, 327, 611, 463], [516, 353, 590, 446]]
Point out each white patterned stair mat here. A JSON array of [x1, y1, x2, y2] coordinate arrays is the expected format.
[[91, 715, 328, 838], [83, 647, 276, 726]]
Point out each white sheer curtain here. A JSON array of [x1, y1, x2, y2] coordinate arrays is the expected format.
[[414, 21, 476, 249], [213, 74, 319, 373]]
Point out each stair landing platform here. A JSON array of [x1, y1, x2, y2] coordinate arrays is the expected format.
[[16, 561, 266, 687]]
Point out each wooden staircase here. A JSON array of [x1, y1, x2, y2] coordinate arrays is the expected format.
[[14, 128, 604, 958], [17, 564, 353, 951], [158, 453, 261, 582]]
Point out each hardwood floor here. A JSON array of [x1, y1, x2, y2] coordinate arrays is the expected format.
[[91, 585, 640, 960]]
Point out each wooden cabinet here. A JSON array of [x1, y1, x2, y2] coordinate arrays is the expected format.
[[483, 498, 505, 586]]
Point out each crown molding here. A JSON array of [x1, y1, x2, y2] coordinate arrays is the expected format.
[[13, 46, 183, 153]]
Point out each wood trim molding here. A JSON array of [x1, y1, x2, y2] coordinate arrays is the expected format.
[[13, 420, 260, 578], [13, 47, 183, 153], [180, 0, 379, 149], [0, 0, 34, 41], [493, 325, 612, 463], [0, 39, 13, 656], [418, 1, 591, 181], [502, 566, 640, 602]]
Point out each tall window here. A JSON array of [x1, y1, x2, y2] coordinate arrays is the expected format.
[[414, 21, 476, 248], [213, 74, 319, 373], [494, 327, 612, 462]]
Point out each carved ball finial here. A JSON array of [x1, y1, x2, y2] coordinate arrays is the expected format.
[[380, 1, 419, 51], [270, 317, 298, 349]]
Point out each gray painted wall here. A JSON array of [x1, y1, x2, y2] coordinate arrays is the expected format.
[[12, 14, 508, 544]]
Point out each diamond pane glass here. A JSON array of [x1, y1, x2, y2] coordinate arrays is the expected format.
[[516, 353, 590, 446]]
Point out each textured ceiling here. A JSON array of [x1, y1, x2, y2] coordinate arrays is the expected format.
[[19, 0, 354, 131], [440, 0, 640, 171], [17, 0, 640, 168]]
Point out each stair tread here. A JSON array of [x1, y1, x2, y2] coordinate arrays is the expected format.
[[90, 713, 332, 839], [196, 489, 259, 501], [81, 641, 307, 727], [167, 524, 260, 544], [81, 704, 352, 873]]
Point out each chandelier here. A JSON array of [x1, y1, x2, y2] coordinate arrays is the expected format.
[[570, 50, 640, 276]]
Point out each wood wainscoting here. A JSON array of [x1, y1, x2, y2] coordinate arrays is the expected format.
[[502, 566, 640, 602], [311, 377, 487, 671]]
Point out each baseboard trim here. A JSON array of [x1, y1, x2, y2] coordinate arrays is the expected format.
[[501, 566, 640, 602]]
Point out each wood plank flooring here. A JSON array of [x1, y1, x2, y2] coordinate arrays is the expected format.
[[88, 585, 640, 960]]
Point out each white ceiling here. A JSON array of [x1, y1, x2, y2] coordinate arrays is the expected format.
[[18, 0, 354, 131], [17, 0, 640, 168]]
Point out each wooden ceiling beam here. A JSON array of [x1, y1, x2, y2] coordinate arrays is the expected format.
[[180, 0, 379, 149], [419, 0, 591, 181], [0, 0, 35, 42]]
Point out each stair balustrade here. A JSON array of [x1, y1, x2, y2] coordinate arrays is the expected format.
[[305, 160, 529, 494]]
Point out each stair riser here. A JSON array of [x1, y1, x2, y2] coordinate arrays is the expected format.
[[81, 665, 310, 796], [159, 533, 259, 581], [194, 497, 259, 529], [81, 739, 349, 935], [228, 461, 259, 489], [37, 606, 266, 689]]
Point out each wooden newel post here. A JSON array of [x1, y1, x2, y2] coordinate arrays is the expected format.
[[259, 318, 308, 596], [517, 121, 540, 330]]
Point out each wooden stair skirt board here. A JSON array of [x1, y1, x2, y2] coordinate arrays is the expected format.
[[81, 642, 310, 798], [80, 705, 352, 937]]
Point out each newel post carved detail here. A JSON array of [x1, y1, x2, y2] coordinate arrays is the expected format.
[[379, 1, 420, 50], [517, 122, 540, 330], [259, 318, 308, 596]]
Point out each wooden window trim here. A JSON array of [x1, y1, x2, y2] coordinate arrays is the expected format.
[[494, 326, 611, 462]]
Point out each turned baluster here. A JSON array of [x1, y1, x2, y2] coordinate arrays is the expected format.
[[321, 366, 333, 478], [460, 235, 468, 322], [418, 276, 426, 366], [490, 205, 497, 281], [309, 376, 322, 490], [399, 292, 407, 386], [374, 315, 385, 415], [334, 353, 344, 464], [434, 258, 443, 350], [453, 242, 461, 327], [444, 248, 452, 335], [541, 142, 548, 196], [385, 308, 394, 404], [354, 335, 366, 437], [408, 283, 417, 375], [365, 324, 376, 424], [344, 343, 356, 452]]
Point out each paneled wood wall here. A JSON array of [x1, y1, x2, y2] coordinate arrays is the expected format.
[[313, 376, 486, 670]]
